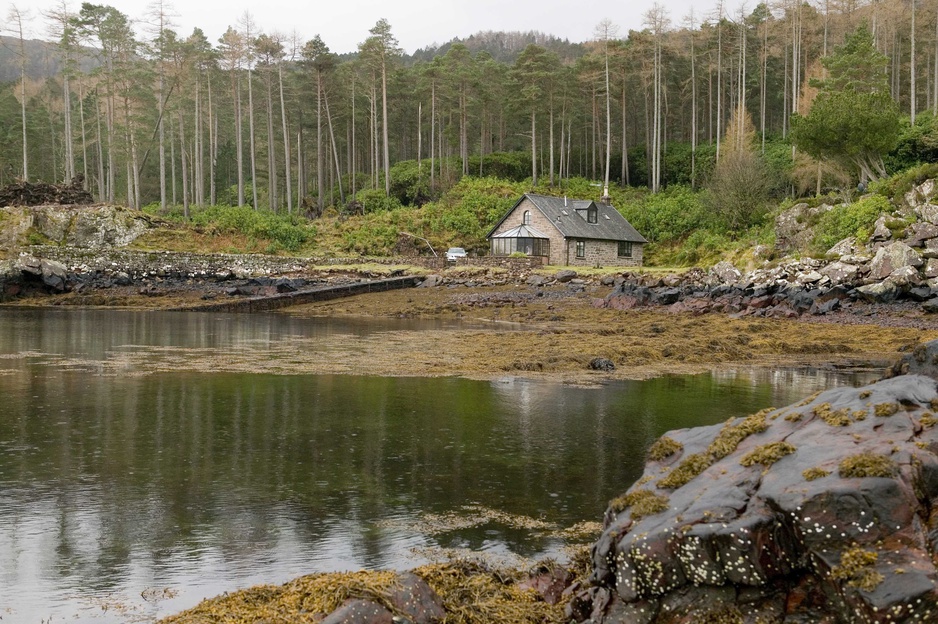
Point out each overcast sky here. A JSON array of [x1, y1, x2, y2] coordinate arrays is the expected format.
[[18, 0, 748, 55]]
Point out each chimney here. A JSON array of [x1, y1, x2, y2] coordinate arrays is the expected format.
[[600, 186, 611, 205]]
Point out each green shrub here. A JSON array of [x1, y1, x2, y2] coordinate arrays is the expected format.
[[164, 205, 314, 252], [619, 185, 712, 244], [811, 194, 890, 252], [355, 189, 403, 213], [389, 160, 432, 206], [469, 151, 530, 181], [870, 161, 938, 204]]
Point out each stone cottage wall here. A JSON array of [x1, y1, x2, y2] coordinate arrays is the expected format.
[[564, 239, 644, 268], [489, 197, 567, 265]]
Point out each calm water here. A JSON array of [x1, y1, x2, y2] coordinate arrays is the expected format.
[[0, 309, 879, 623]]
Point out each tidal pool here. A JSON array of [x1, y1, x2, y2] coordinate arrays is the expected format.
[[0, 309, 879, 622]]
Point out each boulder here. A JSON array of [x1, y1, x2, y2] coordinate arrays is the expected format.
[[709, 261, 741, 285], [855, 280, 899, 303], [386, 572, 446, 624], [918, 204, 938, 226], [905, 222, 938, 248], [590, 358, 616, 372], [583, 350, 938, 624], [319, 599, 394, 624], [555, 269, 578, 283], [871, 214, 893, 241], [819, 261, 860, 285], [40, 258, 68, 291], [925, 259, 938, 279], [774, 202, 832, 253], [925, 238, 938, 259], [868, 242, 923, 280], [826, 236, 859, 258], [417, 274, 443, 288], [906, 178, 938, 209], [886, 340, 938, 378]]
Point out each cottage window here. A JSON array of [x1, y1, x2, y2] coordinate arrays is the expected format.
[[618, 241, 633, 258], [587, 206, 598, 224], [575, 240, 585, 258], [522, 210, 531, 225]]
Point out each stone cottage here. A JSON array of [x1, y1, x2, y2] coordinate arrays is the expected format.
[[486, 193, 647, 267]]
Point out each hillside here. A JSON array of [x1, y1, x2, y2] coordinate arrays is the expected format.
[[0, 36, 98, 83]]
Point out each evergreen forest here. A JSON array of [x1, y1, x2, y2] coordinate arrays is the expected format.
[[2, 0, 938, 263]]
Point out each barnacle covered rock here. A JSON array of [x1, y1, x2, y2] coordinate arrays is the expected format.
[[585, 343, 938, 623]]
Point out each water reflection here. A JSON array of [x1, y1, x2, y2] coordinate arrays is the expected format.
[[0, 309, 881, 622]]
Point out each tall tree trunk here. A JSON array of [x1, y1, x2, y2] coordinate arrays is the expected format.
[[159, 72, 166, 210], [760, 18, 767, 154], [549, 101, 555, 187], [381, 59, 391, 196], [691, 29, 698, 187], [95, 95, 105, 198], [278, 62, 292, 214], [430, 79, 435, 191], [179, 109, 189, 217], [64, 73, 75, 181], [621, 87, 629, 186], [351, 78, 356, 199], [531, 109, 537, 186], [603, 41, 611, 193], [10, 6, 29, 180], [911, 0, 917, 124], [316, 69, 323, 213], [235, 75, 244, 206], [266, 71, 277, 211], [209, 72, 217, 206], [324, 87, 345, 205], [716, 7, 723, 163], [247, 68, 258, 209], [297, 129, 305, 202], [170, 114, 177, 205]]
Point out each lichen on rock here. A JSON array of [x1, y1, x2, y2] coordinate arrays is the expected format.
[[583, 341, 938, 623]]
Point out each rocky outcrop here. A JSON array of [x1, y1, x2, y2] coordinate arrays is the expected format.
[[775, 202, 832, 253], [573, 342, 938, 623], [0, 204, 152, 248]]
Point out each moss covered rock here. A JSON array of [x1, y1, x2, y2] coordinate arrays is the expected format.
[[584, 343, 938, 623]]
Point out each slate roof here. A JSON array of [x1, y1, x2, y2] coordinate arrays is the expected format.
[[491, 224, 550, 239], [487, 193, 647, 243]]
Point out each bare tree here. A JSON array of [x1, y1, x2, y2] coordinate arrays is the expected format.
[[46, 0, 78, 182], [594, 18, 619, 195], [240, 12, 259, 209], [145, 0, 177, 210], [645, 4, 669, 192], [6, 5, 31, 180], [218, 26, 245, 206]]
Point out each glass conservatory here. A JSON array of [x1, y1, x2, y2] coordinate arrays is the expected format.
[[490, 224, 550, 257]]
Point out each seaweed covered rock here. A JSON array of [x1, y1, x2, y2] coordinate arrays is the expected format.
[[581, 343, 938, 623]]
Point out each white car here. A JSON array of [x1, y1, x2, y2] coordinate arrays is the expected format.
[[445, 247, 467, 262]]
